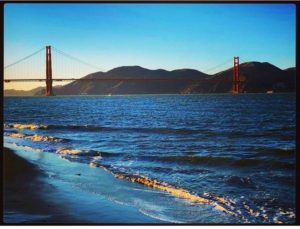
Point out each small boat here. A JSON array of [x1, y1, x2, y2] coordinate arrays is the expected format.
[[266, 90, 273, 94]]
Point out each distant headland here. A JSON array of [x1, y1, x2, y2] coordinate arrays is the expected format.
[[4, 61, 295, 96]]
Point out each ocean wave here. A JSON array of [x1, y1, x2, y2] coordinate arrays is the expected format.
[[232, 158, 293, 169], [89, 160, 239, 217], [225, 175, 255, 188], [140, 155, 294, 169], [56, 148, 120, 158], [4, 123, 48, 130], [6, 123, 292, 141], [56, 148, 103, 157], [254, 147, 295, 157], [7, 139, 288, 223], [5, 123, 209, 135], [6, 132, 65, 142], [6, 142, 43, 153], [38, 124, 202, 135], [42, 125, 254, 138]]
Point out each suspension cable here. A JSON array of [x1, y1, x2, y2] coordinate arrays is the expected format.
[[203, 57, 233, 73], [52, 46, 102, 71], [239, 57, 253, 64], [4, 47, 45, 69]]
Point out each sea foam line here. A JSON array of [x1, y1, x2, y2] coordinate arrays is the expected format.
[[5, 125, 293, 223], [6, 132, 63, 142], [4, 123, 48, 130], [89, 160, 238, 217], [3, 132, 257, 221]]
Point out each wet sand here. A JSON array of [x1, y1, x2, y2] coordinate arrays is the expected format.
[[3, 147, 88, 224], [3, 147, 162, 224]]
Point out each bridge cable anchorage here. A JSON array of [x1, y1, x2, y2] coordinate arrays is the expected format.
[[4, 47, 45, 69], [51, 46, 103, 71], [203, 57, 233, 74]]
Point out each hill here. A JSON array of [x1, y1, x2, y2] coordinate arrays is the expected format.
[[53, 66, 210, 95], [4, 87, 44, 96], [4, 62, 296, 96], [185, 62, 295, 93]]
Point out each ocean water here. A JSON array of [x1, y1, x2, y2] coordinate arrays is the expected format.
[[3, 94, 296, 224]]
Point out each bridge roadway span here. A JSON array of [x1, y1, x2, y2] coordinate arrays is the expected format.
[[4, 77, 219, 82]]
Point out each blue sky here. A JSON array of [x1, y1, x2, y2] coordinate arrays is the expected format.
[[4, 3, 296, 84]]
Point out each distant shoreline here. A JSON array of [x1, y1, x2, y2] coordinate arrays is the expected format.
[[4, 63, 295, 96], [3, 92, 296, 97]]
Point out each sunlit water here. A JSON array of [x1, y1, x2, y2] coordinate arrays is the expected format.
[[4, 94, 295, 224]]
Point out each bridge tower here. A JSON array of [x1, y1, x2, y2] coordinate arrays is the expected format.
[[45, 46, 53, 96], [232, 56, 239, 94]]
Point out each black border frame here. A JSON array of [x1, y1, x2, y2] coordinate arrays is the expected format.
[[1, 1, 299, 226]]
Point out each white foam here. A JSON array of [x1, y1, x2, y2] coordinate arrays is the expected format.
[[8, 123, 48, 130], [138, 208, 184, 224], [88, 159, 240, 217], [56, 148, 102, 156], [7, 132, 61, 142], [5, 142, 42, 153]]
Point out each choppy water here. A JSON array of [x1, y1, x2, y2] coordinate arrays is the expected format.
[[3, 94, 296, 224]]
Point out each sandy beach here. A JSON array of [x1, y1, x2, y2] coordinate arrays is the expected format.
[[3, 146, 163, 224], [3, 147, 90, 224]]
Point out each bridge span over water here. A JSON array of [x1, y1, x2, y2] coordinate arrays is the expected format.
[[4, 46, 241, 96]]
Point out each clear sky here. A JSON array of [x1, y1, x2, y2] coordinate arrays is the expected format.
[[4, 3, 296, 90]]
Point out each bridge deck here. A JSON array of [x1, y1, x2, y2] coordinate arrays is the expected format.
[[4, 78, 218, 82]]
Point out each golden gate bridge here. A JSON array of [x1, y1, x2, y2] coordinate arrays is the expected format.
[[4, 46, 240, 96]]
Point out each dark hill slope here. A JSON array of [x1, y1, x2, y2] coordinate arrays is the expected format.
[[54, 66, 210, 95], [22, 62, 296, 96], [186, 62, 295, 93]]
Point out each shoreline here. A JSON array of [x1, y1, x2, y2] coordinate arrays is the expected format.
[[3, 146, 163, 224], [3, 147, 89, 224], [3, 92, 296, 97]]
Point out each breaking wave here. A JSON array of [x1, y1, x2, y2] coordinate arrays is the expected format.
[[5, 132, 66, 142], [2, 123, 267, 137], [4, 123, 48, 130], [4, 123, 200, 135], [4, 121, 295, 223], [5, 123, 294, 142], [89, 159, 239, 217], [4, 139, 294, 223], [88, 157, 287, 223], [56, 147, 117, 157]]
